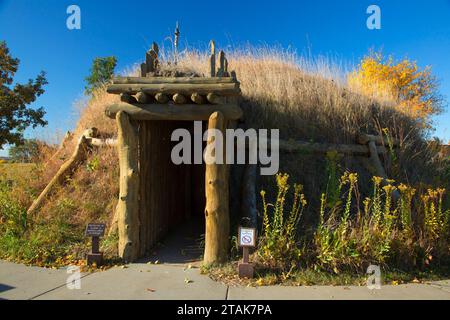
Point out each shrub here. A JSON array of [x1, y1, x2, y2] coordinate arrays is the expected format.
[[348, 51, 444, 121], [256, 173, 450, 275]]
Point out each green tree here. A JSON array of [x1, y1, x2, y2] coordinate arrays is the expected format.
[[8, 139, 40, 163], [85, 56, 117, 95], [0, 41, 48, 148]]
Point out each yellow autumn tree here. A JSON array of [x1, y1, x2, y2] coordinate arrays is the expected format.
[[348, 52, 443, 120]]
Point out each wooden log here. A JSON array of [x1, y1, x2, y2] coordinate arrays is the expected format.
[[216, 51, 226, 77], [207, 93, 224, 104], [116, 111, 140, 262], [87, 138, 117, 147], [241, 164, 258, 228], [27, 132, 91, 215], [136, 92, 153, 104], [105, 103, 243, 121], [112, 76, 236, 85], [155, 93, 169, 104], [204, 111, 230, 264], [172, 93, 187, 104], [120, 93, 137, 104], [210, 40, 216, 77], [277, 140, 386, 156], [140, 63, 147, 77], [107, 83, 240, 96], [358, 134, 400, 147], [191, 92, 206, 105]]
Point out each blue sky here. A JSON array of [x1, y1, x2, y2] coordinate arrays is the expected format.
[[1, 0, 450, 156]]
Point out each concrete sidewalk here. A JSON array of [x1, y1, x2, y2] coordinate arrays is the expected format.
[[1, 261, 449, 300]]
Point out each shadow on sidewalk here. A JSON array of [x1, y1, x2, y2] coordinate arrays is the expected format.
[[137, 217, 204, 266]]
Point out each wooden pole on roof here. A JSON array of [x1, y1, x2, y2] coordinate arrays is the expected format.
[[174, 22, 180, 65], [210, 40, 216, 77]]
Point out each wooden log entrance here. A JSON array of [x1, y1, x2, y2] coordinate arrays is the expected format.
[[106, 44, 241, 263]]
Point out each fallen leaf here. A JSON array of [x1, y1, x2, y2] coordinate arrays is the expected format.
[[146, 288, 156, 292]]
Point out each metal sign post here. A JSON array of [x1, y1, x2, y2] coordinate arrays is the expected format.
[[238, 226, 256, 279], [85, 223, 106, 266]]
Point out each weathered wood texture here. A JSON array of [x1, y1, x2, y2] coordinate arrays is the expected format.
[[105, 103, 243, 121], [116, 111, 140, 262], [277, 140, 387, 156], [204, 111, 230, 264], [172, 93, 187, 104], [191, 92, 206, 105], [358, 133, 400, 147], [107, 83, 240, 96]]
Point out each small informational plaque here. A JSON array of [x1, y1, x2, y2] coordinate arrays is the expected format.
[[238, 227, 256, 247], [85, 223, 106, 237]]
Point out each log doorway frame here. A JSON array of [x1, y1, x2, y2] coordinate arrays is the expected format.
[[113, 104, 242, 264]]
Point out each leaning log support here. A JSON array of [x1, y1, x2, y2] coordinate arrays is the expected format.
[[204, 111, 230, 264], [27, 130, 94, 215], [116, 111, 140, 262]]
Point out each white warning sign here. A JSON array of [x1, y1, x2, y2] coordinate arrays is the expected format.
[[238, 227, 256, 247]]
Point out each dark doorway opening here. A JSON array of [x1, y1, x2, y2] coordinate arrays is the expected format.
[[137, 120, 206, 264]]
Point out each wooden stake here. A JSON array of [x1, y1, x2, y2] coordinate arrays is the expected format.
[[210, 40, 216, 77], [116, 111, 140, 262], [204, 111, 230, 264]]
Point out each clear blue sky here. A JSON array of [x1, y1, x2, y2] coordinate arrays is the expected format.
[[1, 0, 450, 156]]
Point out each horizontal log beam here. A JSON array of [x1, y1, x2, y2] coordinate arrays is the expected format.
[[87, 137, 117, 147], [276, 140, 387, 156], [357, 133, 400, 147], [107, 83, 240, 96], [105, 103, 243, 121], [112, 76, 237, 85]]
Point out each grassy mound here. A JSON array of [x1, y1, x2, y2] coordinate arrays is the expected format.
[[0, 47, 448, 279]]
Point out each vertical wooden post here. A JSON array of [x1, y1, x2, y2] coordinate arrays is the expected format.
[[116, 111, 140, 262], [204, 111, 230, 264], [210, 40, 216, 77]]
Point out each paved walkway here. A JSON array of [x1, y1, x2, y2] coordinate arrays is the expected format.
[[1, 260, 449, 300]]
